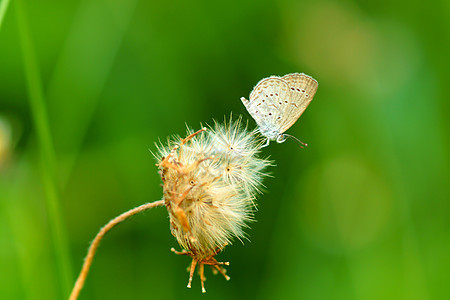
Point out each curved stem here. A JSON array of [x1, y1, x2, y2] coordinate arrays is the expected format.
[[69, 200, 165, 300]]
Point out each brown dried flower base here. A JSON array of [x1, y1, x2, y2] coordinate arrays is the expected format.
[[171, 247, 230, 293]]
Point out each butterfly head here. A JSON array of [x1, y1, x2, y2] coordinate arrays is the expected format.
[[276, 134, 287, 143]]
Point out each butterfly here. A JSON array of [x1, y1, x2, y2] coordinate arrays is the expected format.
[[240, 73, 318, 148]]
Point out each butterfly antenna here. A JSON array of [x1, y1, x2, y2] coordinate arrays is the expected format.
[[284, 134, 308, 149]]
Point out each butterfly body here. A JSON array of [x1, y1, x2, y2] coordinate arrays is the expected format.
[[241, 73, 318, 147]]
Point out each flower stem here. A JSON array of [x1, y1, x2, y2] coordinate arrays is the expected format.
[[69, 200, 165, 300]]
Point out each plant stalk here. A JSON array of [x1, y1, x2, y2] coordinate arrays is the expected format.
[[69, 200, 165, 300]]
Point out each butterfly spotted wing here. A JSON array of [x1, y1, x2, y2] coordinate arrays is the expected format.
[[279, 73, 318, 133], [240, 77, 291, 140]]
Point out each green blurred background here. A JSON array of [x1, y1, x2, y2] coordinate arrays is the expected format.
[[1, 0, 449, 299]]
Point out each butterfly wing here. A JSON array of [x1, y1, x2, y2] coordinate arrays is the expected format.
[[279, 73, 318, 133], [242, 77, 291, 139]]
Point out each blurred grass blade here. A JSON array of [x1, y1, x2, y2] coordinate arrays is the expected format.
[[0, 0, 11, 30], [15, 0, 72, 297], [47, 0, 139, 186]]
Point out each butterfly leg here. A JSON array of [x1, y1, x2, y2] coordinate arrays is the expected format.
[[260, 138, 270, 148]]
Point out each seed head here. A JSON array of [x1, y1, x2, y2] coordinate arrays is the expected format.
[[154, 117, 271, 292]]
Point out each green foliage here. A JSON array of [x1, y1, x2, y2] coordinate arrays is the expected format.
[[0, 0, 448, 299]]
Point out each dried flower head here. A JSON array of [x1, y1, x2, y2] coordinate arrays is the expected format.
[[154, 117, 271, 292]]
